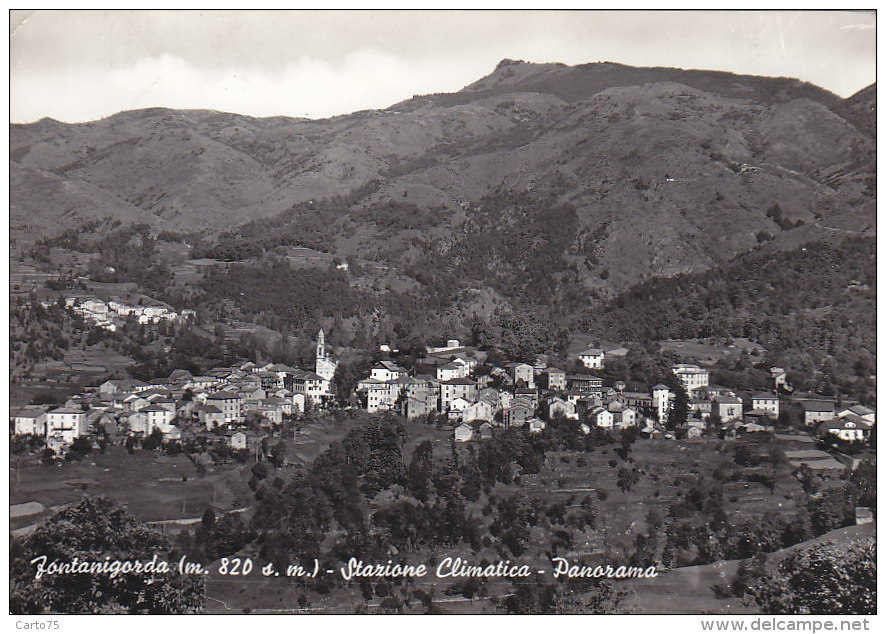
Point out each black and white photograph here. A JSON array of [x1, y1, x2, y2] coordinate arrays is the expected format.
[[7, 9, 877, 620]]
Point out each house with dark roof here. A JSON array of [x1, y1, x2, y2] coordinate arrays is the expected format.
[[567, 374, 603, 394], [800, 400, 836, 425], [205, 391, 243, 423], [819, 416, 871, 443], [543, 367, 566, 392], [578, 348, 605, 369], [838, 404, 875, 426], [440, 377, 478, 412], [751, 393, 780, 418], [370, 360, 408, 382]]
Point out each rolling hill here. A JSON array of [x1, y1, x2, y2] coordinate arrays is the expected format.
[[8, 61, 876, 398], [11, 62, 874, 294]]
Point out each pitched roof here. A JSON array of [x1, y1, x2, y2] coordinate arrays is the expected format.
[[267, 364, 296, 372], [579, 348, 604, 356], [139, 405, 170, 413], [801, 400, 835, 411], [206, 390, 241, 400], [819, 418, 871, 431], [11, 407, 47, 418], [442, 377, 476, 386], [374, 360, 406, 372], [49, 407, 84, 414], [569, 374, 603, 381]]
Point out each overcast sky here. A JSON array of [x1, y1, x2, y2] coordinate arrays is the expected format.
[[10, 10, 877, 123]]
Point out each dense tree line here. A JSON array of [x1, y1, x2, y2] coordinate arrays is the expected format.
[[584, 237, 876, 401]]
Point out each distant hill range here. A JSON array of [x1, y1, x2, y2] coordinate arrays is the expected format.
[[10, 60, 876, 296]]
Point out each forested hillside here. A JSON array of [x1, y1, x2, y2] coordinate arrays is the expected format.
[[585, 236, 876, 400]]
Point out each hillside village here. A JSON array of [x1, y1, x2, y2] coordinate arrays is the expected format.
[[10, 329, 875, 465], [62, 296, 196, 332]]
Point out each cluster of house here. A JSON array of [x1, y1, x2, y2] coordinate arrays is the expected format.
[[10, 330, 338, 455], [58, 297, 196, 332], [355, 351, 876, 445], [10, 330, 875, 454]]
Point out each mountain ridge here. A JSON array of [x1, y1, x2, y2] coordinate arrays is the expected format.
[[10, 61, 876, 299]]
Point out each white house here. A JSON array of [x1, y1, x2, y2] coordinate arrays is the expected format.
[[548, 397, 578, 421], [819, 417, 871, 443], [371, 360, 408, 382], [578, 348, 605, 369], [436, 361, 468, 382], [229, 431, 248, 450], [615, 406, 638, 429], [801, 400, 835, 426], [447, 397, 471, 421], [589, 406, 614, 429], [652, 385, 672, 424], [140, 405, 175, 433], [11, 408, 47, 436], [672, 364, 710, 395], [454, 424, 473, 442], [838, 404, 875, 426], [45, 408, 86, 444], [365, 381, 398, 413], [507, 363, 535, 388], [199, 405, 225, 430], [205, 391, 243, 423], [751, 393, 780, 418], [463, 400, 495, 423], [714, 396, 743, 422]]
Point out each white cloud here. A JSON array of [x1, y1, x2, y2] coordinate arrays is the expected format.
[[12, 48, 488, 122], [9, 11, 876, 123]]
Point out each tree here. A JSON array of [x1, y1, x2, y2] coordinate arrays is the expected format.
[[809, 486, 854, 536], [40, 448, 56, 466], [749, 537, 875, 614], [66, 436, 93, 461], [406, 440, 434, 502], [9, 497, 205, 614], [617, 466, 638, 493], [269, 443, 286, 468], [663, 375, 688, 430], [142, 428, 164, 451], [849, 460, 876, 512], [201, 508, 216, 532]]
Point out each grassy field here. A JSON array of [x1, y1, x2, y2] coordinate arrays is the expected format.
[[10, 446, 253, 529], [658, 338, 766, 365], [11, 419, 864, 614]]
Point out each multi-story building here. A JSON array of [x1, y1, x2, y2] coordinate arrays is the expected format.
[[543, 367, 567, 392], [578, 348, 605, 369], [371, 360, 409, 382], [205, 391, 242, 423], [750, 393, 780, 418], [45, 408, 86, 444], [11, 407, 47, 436], [567, 374, 603, 394], [672, 364, 710, 395], [800, 400, 835, 426], [713, 395, 743, 422], [440, 377, 478, 412]]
